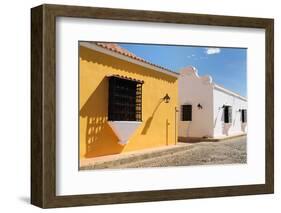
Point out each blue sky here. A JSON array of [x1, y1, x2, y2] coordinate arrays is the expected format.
[[120, 43, 247, 97]]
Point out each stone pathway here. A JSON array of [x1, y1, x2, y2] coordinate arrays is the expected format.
[[80, 136, 247, 170], [119, 136, 247, 168]]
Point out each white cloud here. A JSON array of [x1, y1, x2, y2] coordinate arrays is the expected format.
[[205, 48, 221, 55], [187, 54, 196, 59]]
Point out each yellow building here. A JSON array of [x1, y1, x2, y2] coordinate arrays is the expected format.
[[79, 42, 179, 163]]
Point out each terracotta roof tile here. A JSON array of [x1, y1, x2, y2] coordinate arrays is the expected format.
[[95, 42, 176, 74]]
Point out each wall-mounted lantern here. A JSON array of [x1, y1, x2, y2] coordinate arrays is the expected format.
[[197, 103, 203, 109], [163, 94, 171, 103]]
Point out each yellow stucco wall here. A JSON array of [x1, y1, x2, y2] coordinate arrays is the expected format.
[[79, 45, 178, 160]]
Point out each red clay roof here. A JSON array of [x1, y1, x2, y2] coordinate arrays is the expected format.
[[95, 42, 176, 75]]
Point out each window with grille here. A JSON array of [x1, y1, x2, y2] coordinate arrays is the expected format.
[[108, 76, 143, 121], [181, 105, 192, 121], [224, 106, 232, 123], [241, 109, 247, 123]]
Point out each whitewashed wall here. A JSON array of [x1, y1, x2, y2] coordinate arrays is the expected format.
[[213, 87, 247, 137], [178, 67, 213, 138], [178, 67, 247, 139]]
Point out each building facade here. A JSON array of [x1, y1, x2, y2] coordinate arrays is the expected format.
[[178, 67, 247, 140], [79, 42, 179, 161]]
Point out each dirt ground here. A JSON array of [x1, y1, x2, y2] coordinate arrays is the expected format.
[[115, 136, 247, 168]]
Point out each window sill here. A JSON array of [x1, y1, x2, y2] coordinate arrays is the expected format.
[[108, 121, 142, 145]]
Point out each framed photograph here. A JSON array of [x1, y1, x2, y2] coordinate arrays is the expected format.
[[31, 4, 274, 208]]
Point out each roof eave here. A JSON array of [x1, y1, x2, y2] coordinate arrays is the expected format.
[[214, 84, 247, 101], [80, 42, 179, 78]]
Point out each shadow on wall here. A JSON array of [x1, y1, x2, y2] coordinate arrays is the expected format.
[[220, 110, 231, 136], [233, 110, 239, 126], [79, 45, 177, 83], [141, 98, 164, 135], [213, 107, 222, 128], [241, 123, 247, 132], [80, 78, 125, 158], [222, 123, 232, 135]]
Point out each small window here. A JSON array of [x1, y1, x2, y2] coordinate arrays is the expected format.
[[224, 106, 232, 123], [182, 105, 192, 121], [108, 76, 143, 121], [241, 109, 247, 123]]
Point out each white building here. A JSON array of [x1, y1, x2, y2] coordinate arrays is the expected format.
[[178, 67, 247, 141]]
